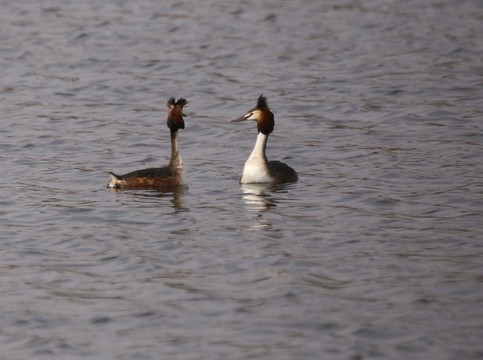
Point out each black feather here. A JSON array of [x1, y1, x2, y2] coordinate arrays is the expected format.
[[175, 98, 188, 107], [256, 94, 269, 109], [167, 97, 176, 107]]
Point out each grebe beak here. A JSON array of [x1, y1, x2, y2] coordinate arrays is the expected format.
[[231, 116, 247, 122], [231, 112, 253, 122]]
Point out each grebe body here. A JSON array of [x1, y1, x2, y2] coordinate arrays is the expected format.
[[232, 95, 297, 184], [107, 97, 187, 190]]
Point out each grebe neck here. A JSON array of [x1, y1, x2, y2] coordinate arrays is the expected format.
[[169, 130, 182, 168], [249, 132, 269, 163], [240, 132, 272, 183]]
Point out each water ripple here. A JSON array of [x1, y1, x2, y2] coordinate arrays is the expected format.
[[0, 0, 482, 359]]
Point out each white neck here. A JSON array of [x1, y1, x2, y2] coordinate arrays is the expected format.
[[241, 132, 272, 183]]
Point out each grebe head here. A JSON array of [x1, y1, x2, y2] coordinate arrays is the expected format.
[[231, 94, 274, 135], [167, 97, 187, 132]]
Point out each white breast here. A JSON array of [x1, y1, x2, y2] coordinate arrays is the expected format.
[[240, 156, 272, 184]]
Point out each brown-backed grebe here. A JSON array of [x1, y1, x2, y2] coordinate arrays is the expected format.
[[107, 97, 187, 190], [231, 95, 298, 184]]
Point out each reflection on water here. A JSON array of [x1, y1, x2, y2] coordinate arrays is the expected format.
[[110, 185, 189, 211], [240, 183, 277, 231], [240, 183, 296, 231], [241, 183, 279, 211]]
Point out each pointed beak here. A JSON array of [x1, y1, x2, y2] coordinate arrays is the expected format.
[[231, 115, 248, 122]]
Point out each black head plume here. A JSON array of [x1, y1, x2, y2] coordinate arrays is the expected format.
[[167, 97, 176, 107], [175, 98, 188, 107], [256, 94, 269, 110]]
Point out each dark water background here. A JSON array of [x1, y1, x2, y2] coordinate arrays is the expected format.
[[1, 0, 482, 359]]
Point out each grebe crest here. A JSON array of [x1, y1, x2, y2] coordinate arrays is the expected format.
[[231, 94, 297, 184], [107, 97, 188, 190]]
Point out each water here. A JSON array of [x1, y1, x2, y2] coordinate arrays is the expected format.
[[1, 0, 482, 359]]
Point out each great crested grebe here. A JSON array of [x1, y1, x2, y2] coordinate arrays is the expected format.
[[107, 97, 187, 189], [231, 95, 298, 184]]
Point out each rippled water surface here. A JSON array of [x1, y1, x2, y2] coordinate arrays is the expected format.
[[1, 0, 482, 359]]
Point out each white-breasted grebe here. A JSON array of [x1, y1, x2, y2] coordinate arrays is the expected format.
[[107, 97, 187, 190], [231, 95, 298, 184]]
